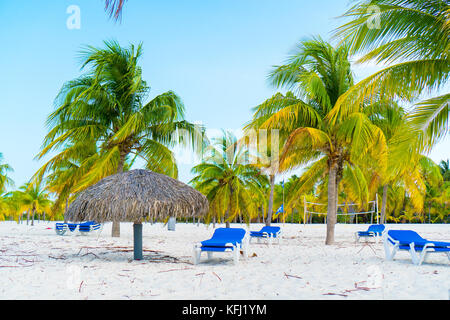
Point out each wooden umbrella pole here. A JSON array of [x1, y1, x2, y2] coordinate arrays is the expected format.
[[133, 221, 143, 260]]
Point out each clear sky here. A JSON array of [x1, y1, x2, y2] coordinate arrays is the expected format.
[[1, 0, 448, 189]]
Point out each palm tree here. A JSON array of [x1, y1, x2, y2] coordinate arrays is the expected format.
[[0, 153, 13, 194], [333, 0, 449, 146], [105, 0, 127, 21], [261, 37, 387, 244], [363, 101, 424, 222], [244, 92, 300, 225], [2, 191, 27, 222], [379, 154, 443, 222], [190, 131, 268, 227], [422, 157, 445, 222], [33, 139, 99, 221], [0, 195, 8, 221], [439, 159, 450, 181], [19, 183, 52, 226], [36, 40, 205, 237], [0, 154, 14, 221]]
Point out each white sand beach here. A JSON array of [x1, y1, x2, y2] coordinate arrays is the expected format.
[[0, 221, 448, 300]]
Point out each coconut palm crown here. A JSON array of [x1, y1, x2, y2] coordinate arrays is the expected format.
[[190, 131, 268, 227], [333, 0, 449, 146], [261, 37, 387, 244], [36, 40, 205, 236]]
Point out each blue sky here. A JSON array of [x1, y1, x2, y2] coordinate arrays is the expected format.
[[0, 0, 448, 189]]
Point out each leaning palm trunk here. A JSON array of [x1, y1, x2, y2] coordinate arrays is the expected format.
[[64, 198, 69, 223], [265, 174, 276, 226], [381, 184, 388, 224], [326, 164, 338, 245]]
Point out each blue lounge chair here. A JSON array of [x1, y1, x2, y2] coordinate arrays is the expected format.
[[250, 226, 281, 245], [193, 228, 248, 265], [355, 224, 385, 243], [383, 230, 450, 265], [78, 221, 101, 235], [55, 221, 101, 236]]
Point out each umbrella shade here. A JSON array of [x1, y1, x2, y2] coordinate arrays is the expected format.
[[66, 169, 209, 260], [67, 169, 209, 223]]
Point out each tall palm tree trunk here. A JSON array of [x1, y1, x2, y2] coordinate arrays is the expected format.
[[112, 152, 127, 237], [225, 183, 234, 228], [225, 201, 231, 228], [112, 221, 120, 237], [225, 209, 231, 228], [428, 203, 432, 223], [31, 207, 35, 226], [381, 184, 388, 224], [257, 206, 261, 223], [326, 163, 338, 245], [265, 174, 276, 226]]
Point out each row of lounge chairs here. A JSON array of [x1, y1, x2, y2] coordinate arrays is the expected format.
[[54, 221, 448, 266], [194, 224, 450, 266], [55, 221, 102, 236]]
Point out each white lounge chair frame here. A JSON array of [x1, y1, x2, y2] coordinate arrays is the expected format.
[[383, 232, 450, 266], [55, 224, 79, 235], [80, 223, 102, 235], [355, 229, 385, 244], [250, 230, 282, 246]]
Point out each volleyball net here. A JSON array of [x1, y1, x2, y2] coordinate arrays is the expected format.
[[303, 194, 379, 224]]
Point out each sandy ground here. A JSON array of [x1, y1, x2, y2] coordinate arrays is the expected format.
[[0, 221, 448, 300]]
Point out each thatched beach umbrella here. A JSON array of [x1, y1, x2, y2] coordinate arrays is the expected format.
[[66, 169, 209, 260]]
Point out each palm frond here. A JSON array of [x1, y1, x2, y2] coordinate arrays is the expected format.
[[408, 93, 450, 148]]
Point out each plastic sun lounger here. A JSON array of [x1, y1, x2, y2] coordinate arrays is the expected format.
[[55, 221, 101, 236], [249, 226, 281, 245], [193, 228, 249, 265], [383, 230, 450, 266], [55, 222, 79, 235], [78, 221, 102, 235], [355, 224, 385, 243]]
